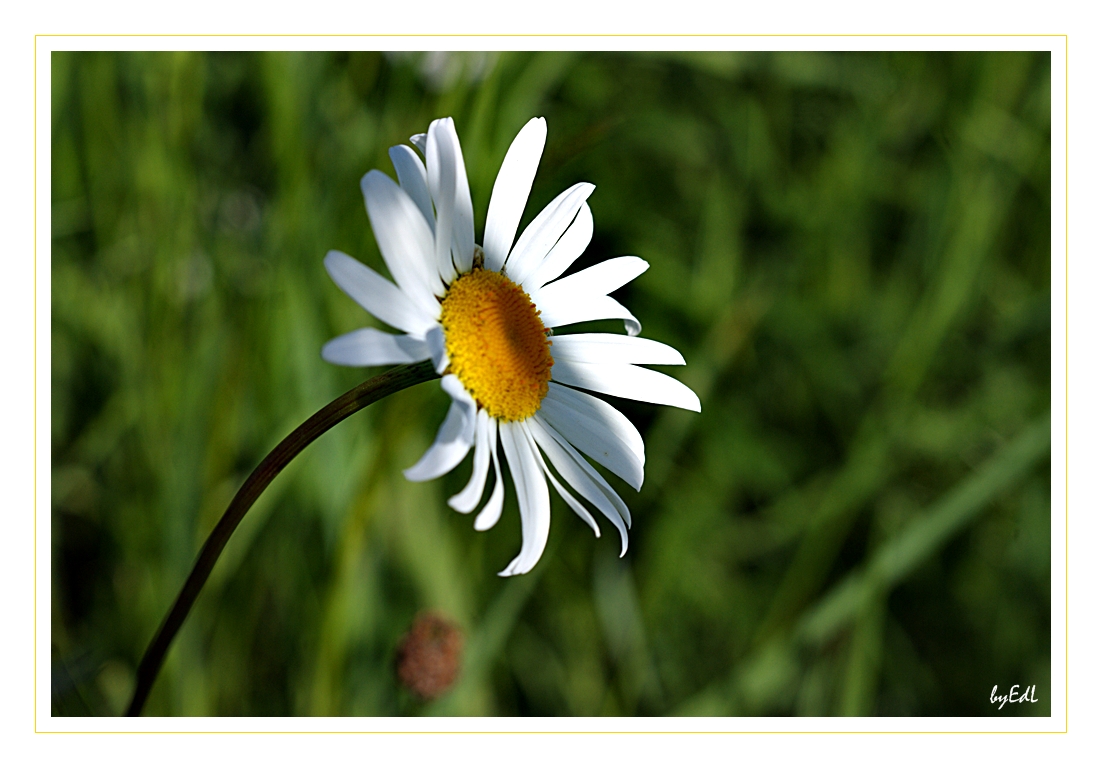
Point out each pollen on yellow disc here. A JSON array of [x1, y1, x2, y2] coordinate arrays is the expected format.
[[440, 269, 553, 422]]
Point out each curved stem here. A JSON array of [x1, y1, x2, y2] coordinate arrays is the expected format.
[[125, 360, 439, 716]]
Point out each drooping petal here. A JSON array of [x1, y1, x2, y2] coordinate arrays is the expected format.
[[538, 382, 645, 491], [440, 373, 477, 411], [321, 327, 431, 367], [483, 117, 547, 272], [544, 420, 633, 532], [551, 360, 702, 412], [504, 182, 595, 286], [425, 324, 449, 374], [410, 133, 427, 153], [449, 409, 493, 513], [550, 333, 685, 366], [529, 416, 630, 555], [474, 418, 505, 531], [545, 382, 645, 466], [535, 292, 642, 337], [497, 421, 551, 576], [403, 375, 477, 482], [402, 402, 474, 481], [521, 202, 593, 293], [323, 250, 437, 337], [389, 145, 435, 231], [361, 170, 442, 314], [520, 420, 600, 537]]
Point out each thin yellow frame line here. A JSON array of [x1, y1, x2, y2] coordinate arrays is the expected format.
[[34, 39, 1068, 733], [33, 33, 38, 734], [35, 33, 1065, 37], [1064, 35, 1070, 734], [36, 730, 1068, 735]]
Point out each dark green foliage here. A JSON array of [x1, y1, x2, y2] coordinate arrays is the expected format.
[[50, 50, 1051, 717]]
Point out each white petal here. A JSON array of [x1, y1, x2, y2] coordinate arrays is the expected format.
[[535, 292, 642, 337], [426, 121, 458, 287], [520, 420, 600, 537], [551, 360, 702, 412], [550, 333, 685, 366], [440, 372, 477, 407], [389, 145, 434, 231], [446, 123, 476, 274], [483, 117, 547, 272], [474, 419, 505, 531], [531, 257, 648, 337], [420, 121, 478, 279], [497, 421, 551, 576], [538, 382, 645, 491], [361, 171, 442, 314], [537, 255, 648, 299], [449, 410, 493, 513], [402, 403, 473, 481], [504, 182, 595, 286], [529, 416, 630, 556], [321, 327, 431, 367], [403, 375, 477, 482], [521, 202, 593, 293], [425, 324, 449, 374], [323, 250, 437, 337], [545, 383, 645, 466], [410, 133, 427, 153]]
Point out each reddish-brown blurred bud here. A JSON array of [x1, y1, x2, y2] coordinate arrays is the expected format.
[[395, 611, 464, 700]]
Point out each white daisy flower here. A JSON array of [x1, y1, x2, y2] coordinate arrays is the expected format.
[[322, 116, 700, 576]]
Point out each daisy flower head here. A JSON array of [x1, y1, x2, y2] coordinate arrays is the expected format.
[[322, 117, 700, 576]]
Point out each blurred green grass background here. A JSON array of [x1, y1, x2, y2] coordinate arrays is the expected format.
[[50, 50, 1051, 717]]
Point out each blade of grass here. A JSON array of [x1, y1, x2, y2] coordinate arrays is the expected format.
[[799, 414, 1050, 647]]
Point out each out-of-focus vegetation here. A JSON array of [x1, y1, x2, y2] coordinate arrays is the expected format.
[[50, 50, 1051, 717]]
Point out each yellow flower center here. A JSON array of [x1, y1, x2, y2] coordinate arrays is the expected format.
[[440, 268, 553, 422]]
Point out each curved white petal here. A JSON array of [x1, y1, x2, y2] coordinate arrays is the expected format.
[[483, 117, 547, 272], [497, 421, 551, 576], [321, 328, 431, 367], [361, 170, 442, 314], [426, 121, 458, 287], [440, 118, 477, 274], [536, 292, 642, 337], [551, 360, 702, 412], [521, 420, 600, 537], [449, 409, 493, 513], [504, 182, 595, 285], [538, 382, 645, 491], [403, 375, 477, 482], [389, 145, 435, 231], [410, 133, 427, 153], [545, 382, 645, 468], [425, 324, 449, 374], [550, 333, 685, 366], [537, 255, 648, 299], [521, 202, 593, 293], [529, 416, 630, 556], [323, 250, 437, 337], [474, 419, 505, 531], [439, 373, 476, 407], [426, 118, 476, 275]]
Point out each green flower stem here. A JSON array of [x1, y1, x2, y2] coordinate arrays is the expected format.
[[126, 360, 439, 716]]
